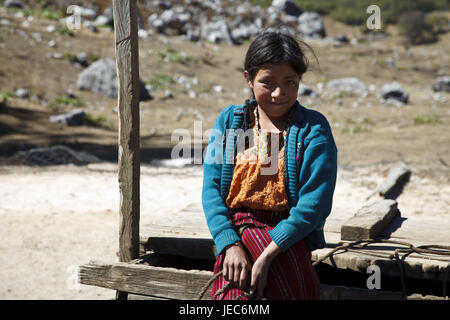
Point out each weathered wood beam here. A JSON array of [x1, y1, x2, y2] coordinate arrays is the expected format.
[[341, 199, 400, 241], [113, 0, 140, 263], [79, 261, 214, 300], [78, 261, 404, 300], [113, 0, 140, 301]]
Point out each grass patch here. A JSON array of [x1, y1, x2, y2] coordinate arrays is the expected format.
[[413, 114, 442, 125], [56, 26, 76, 37], [0, 91, 13, 108], [344, 124, 369, 135], [85, 113, 112, 129], [144, 73, 176, 90], [62, 53, 99, 65], [2, 4, 62, 21], [47, 96, 84, 112], [156, 48, 196, 64]]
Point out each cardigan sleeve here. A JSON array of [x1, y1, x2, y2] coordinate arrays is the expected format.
[[202, 106, 241, 256], [268, 130, 338, 252]]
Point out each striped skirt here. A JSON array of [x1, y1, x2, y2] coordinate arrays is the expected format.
[[212, 209, 320, 300]]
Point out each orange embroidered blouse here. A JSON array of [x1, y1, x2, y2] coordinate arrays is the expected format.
[[225, 105, 290, 211]]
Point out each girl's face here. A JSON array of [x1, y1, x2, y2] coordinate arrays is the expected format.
[[245, 62, 300, 119]]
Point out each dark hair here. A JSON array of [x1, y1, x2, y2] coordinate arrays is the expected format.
[[241, 31, 317, 130], [244, 31, 314, 83]]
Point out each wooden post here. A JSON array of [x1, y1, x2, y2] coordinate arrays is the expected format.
[[112, 0, 140, 299]]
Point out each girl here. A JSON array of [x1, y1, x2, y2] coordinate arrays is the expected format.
[[202, 31, 337, 300]]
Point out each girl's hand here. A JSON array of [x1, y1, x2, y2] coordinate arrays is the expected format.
[[249, 255, 271, 299], [249, 241, 281, 299], [223, 242, 251, 289]]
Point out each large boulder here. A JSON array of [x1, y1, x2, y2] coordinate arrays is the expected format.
[[327, 77, 367, 94], [271, 0, 302, 17], [298, 12, 326, 38], [432, 76, 450, 92], [4, 0, 23, 9], [381, 82, 409, 104], [201, 19, 236, 45], [49, 109, 86, 126], [77, 59, 152, 101], [149, 6, 192, 33]]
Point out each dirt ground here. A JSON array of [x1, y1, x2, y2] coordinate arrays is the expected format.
[[0, 4, 449, 299]]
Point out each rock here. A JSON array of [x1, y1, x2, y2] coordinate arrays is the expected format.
[[49, 109, 86, 126], [433, 93, 447, 103], [46, 25, 57, 33], [188, 90, 197, 99], [367, 32, 387, 41], [94, 15, 111, 27], [201, 19, 236, 45], [298, 83, 316, 96], [164, 90, 174, 99], [231, 21, 261, 42], [15, 88, 29, 99], [8, 145, 100, 166], [74, 52, 88, 67], [432, 76, 450, 92], [327, 77, 367, 94], [138, 29, 148, 39], [4, 0, 22, 9], [31, 32, 42, 42], [383, 98, 404, 107], [66, 89, 76, 99], [181, 23, 200, 41], [213, 85, 224, 93], [150, 6, 192, 33], [77, 6, 98, 20], [381, 82, 408, 104], [84, 21, 97, 32], [271, 0, 302, 17], [298, 12, 326, 38], [76, 58, 152, 101], [48, 40, 56, 48], [335, 34, 349, 43]]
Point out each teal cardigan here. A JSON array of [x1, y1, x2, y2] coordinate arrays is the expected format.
[[202, 100, 338, 256]]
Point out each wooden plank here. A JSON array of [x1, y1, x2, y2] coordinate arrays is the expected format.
[[79, 261, 214, 300], [312, 247, 450, 281], [140, 224, 216, 260], [341, 200, 400, 241], [113, 0, 141, 263], [79, 261, 404, 300]]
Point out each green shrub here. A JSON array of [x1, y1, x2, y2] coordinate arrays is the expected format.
[[295, 0, 336, 14], [398, 11, 437, 44], [156, 48, 195, 64], [425, 13, 449, 34], [56, 26, 75, 37], [329, 6, 367, 25], [0, 91, 13, 108], [144, 73, 176, 90], [85, 114, 112, 129], [413, 114, 442, 124], [48, 97, 84, 111], [250, 0, 272, 8]]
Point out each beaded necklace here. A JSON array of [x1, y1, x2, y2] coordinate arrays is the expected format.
[[253, 104, 295, 158]]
